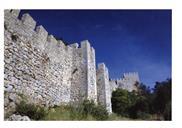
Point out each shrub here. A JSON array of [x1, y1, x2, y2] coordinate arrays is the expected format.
[[163, 101, 171, 120], [128, 96, 150, 119], [45, 105, 75, 120], [136, 111, 151, 120], [91, 104, 109, 120], [153, 79, 171, 115], [82, 99, 95, 116], [15, 99, 108, 120], [69, 99, 109, 120], [80, 99, 109, 120], [15, 100, 48, 120], [111, 89, 133, 117], [69, 104, 86, 120]]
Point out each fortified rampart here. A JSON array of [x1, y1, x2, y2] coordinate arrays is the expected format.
[[110, 72, 140, 92], [4, 10, 140, 116], [4, 10, 97, 107]]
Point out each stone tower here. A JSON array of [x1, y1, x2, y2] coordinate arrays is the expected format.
[[110, 72, 140, 92], [96, 63, 112, 113], [81, 40, 97, 103]]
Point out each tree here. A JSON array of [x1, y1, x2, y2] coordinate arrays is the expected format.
[[111, 79, 172, 120], [111, 89, 131, 117], [163, 101, 171, 120], [112, 84, 152, 119], [153, 79, 171, 116], [138, 83, 151, 96]]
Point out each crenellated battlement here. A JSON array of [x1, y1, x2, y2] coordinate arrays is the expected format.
[[5, 10, 97, 53], [47, 35, 58, 45], [69, 43, 79, 49], [4, 10, 140, 114], [5, 10, 36, 30], [123, 72, 140, 81], [4, 10, 78, 52], [4, 9, 97, 106], [4, 9, 20, 20], [98, 63, 106, 70], [21, 13, 36, 29], [110, 72, 140, 92]]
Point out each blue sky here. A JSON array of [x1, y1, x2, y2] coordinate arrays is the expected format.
[[20, 10, 171, 88]]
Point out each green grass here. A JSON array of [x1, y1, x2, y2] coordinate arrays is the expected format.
[[13, 97, 133, 121], [16, 100, 48, 120], [44, 106, 71, 120], [43, 105, 129, 121], [108, 113, 131, 120], [44, 105, 96, 120]]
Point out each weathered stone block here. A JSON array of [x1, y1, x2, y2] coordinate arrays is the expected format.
[[21, 13, 36, 29]]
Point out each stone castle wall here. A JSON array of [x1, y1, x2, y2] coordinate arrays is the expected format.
[[110, 72, 140, 92], [4, 10, 140, 115], [4, 10, 97, 109]]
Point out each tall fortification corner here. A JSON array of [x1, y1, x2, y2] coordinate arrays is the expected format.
[[80, 40, 97, 103], [96, 63, 112, 113]]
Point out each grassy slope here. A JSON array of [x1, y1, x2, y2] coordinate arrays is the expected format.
[[43, 106, 130, 121]]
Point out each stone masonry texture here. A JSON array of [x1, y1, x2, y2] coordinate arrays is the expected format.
[[4, 10, 140, 116]]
